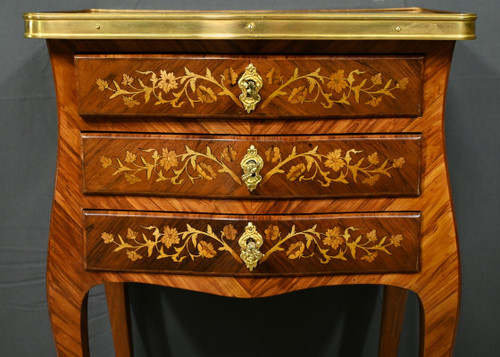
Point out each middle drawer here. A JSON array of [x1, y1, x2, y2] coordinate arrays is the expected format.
[[82, 133, 421, 199]]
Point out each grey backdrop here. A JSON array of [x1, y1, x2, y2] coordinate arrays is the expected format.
[[1, 0, 498, 356]]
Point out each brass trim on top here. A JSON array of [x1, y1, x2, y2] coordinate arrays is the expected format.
[[24, 8, 476, 40]]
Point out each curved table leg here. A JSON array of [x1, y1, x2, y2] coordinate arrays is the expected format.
[[379, 285, 408, 357], [46, 198, 93, 357], [105, 283, 133, 357], [417, 279, 460, 357], [47, 274, 90, 357]]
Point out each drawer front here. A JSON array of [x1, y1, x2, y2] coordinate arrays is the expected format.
[[82, 133, 421, 198], [76, 55, 423, 118], [84, 211, 421, 276]]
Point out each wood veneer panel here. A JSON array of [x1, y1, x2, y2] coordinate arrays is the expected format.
[[82, 133, 422, 198], [76, 55, 423, 118], [84, 210, 420, 276]]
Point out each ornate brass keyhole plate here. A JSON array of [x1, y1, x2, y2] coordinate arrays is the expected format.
[[238, 63, 263, 113], [240, 145, 264, 192], [238, 222, 264, 271]]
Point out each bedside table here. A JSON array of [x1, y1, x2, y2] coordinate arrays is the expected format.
[[24, 8, 476, 357]]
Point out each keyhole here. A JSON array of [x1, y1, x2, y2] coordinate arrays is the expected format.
[[247, 160, 257, 176], [246, 80, 256, 98], [246, 238, 256, 249]]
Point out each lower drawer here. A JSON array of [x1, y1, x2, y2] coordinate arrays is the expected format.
[[84, 210, 420, 276]]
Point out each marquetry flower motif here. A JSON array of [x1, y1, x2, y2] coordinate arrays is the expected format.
[[367, 152, 380, 165], [124, 151, 137, 164], [126, 228, 138, 240], [265, 225, 281, 241], [265, 67, 283, 85], [159, 226, 179, 248], [221, 146, 237, 162], [158, 70, 178, 93], [159, 148, 178, 171], [122, 74, 134, 86], [397, 77, 409, 90], [324, 149, 345, 172], [126, 250, 143, 261], [365, 97, 383, 107], [223, 67, 238, 85], [366, 230, 378, 243], [222, 224, 237, 240], [323, 227, 344, 250], [265, 146, 281, 163], [362, 174, 380, 187], [100, 223, 405, 266], [124, 173, 141, 184], [122, 96, 140, 108], [391, 234, 403, 247], [99, 155, 112, 168], [96, 78, 109, 91], [327, 70, 348, 93], [101, 232, 114, 244], [361, 252, 378, 262], [198, 241, 217, 258], [393, 157, 405, 169], [371, 73, 382, 86]]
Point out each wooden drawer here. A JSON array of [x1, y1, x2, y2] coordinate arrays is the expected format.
[[76, 54, 423, 118], [82, 133, 421, 198], [84, 210, 421, 276]]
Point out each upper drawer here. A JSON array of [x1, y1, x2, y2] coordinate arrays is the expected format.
[[75, 55, 423, 118], [82, 132, 421, 199]]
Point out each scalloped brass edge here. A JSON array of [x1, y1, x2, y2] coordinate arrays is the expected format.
[[24, 8, 476, 40]]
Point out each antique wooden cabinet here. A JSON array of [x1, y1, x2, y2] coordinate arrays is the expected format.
[[24, 8, 476, 357]]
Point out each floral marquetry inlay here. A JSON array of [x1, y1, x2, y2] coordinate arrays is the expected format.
[[96, 67, 242, 109], [98, 144, 405, 189], [99, 145, 241, 186], [260, 224, 404, 264], [99, 222, 405, 268], [94, 65, 409, 111], [261, 145, 405, 187], [101, 224, 242, 263], [263, 67, 409, 109]]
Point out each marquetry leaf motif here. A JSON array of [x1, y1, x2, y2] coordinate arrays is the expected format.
[[100, 224, 405, 267]]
